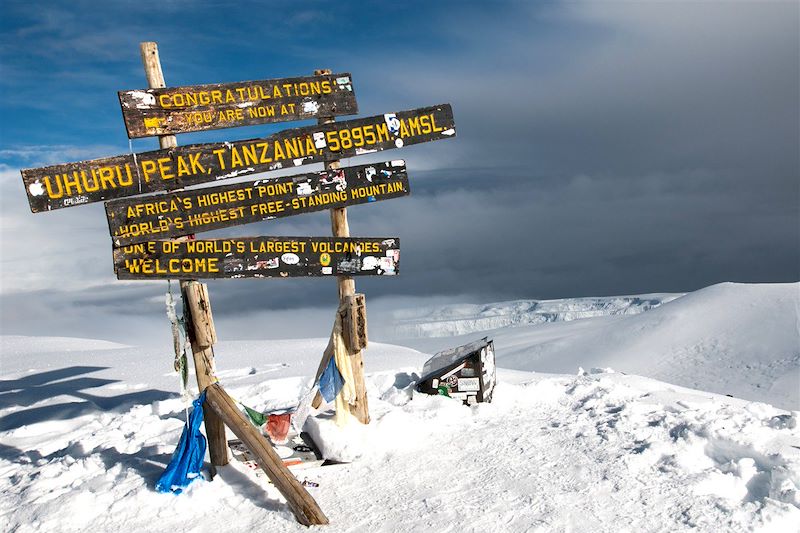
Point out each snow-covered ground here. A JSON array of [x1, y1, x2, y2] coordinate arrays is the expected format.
[[1, 282, 798, 531]]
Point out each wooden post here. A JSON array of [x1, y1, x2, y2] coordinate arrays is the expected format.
[[205, 383, 329, 526], [181, 281, 229, 466], [140, 41, 229, 466], [310, 295, 367, 410], [315, 69, 370, 424], [343, 294, 368, 352]]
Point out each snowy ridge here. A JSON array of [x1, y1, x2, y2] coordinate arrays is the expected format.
[[391, 293, 683, 338], [0, 335, 130, 355]]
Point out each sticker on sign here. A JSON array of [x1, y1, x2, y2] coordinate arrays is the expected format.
[[457, 378, 480, 392]]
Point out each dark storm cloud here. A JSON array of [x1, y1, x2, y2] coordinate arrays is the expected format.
[[343, 1, 799, 297], [0, 1, 797, 342]]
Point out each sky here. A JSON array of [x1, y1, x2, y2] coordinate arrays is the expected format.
[[0, 0, 798, 345]]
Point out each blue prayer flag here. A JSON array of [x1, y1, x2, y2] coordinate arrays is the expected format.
[[318, 357, 345, 403], [155, 391, 207, 494]]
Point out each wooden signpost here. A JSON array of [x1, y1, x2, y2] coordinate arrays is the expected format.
[[114, 236, 400, 280], [19, 40, 456, 527], [21, 105, 454, 212], [119, 72, 357, 138], [105, 161, 409, 246]]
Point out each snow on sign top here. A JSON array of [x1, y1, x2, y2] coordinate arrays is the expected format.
[[118, 73, 358, 138], [420, 336, 492, 381]]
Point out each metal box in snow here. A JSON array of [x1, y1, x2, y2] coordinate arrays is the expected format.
[[415, 337, 496, 404]]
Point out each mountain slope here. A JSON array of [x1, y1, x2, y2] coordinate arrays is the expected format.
[[2, 339, 798, 532], [398, 283, 800, 409]]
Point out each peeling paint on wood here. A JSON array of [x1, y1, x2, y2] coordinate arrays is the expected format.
[[113, 236, 400, 280], [119, 73, 357, 138], [22, 104, 455, 213], [105, 160, 409, 247]]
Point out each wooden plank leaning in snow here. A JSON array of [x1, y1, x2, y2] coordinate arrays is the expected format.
[[105, 160, 410, 247], [204, 383, 329, 526], [119, 72, 358, 138], [21, 104, 455, 213], [113, 236, 400, 280]]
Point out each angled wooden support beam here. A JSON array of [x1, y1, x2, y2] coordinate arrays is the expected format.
[[205, 382, 329, 526]]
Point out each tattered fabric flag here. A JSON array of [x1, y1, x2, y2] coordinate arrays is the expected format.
[[266, 413, 292, 444], [319, 356, 345, 403], [243, 404, 268, 427], [291, 384, 318, 434], [155, 391, 208, 494], [241, 403, 292, 443]]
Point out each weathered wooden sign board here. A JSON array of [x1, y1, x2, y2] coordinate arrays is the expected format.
[[114, 236, 400, 280], [119, 73, 358, 138], [21, 104, 454, 213], [106, 160, 409, 247]]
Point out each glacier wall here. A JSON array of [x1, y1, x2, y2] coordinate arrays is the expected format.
[[392, 294, 683, 338]]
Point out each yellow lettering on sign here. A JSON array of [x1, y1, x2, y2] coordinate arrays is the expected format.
[[375, 123, 389, 142], [247, 105, 275, 119], [97, 167, 115, 190], [43, 176, 63, 199], [157, 158, 174, 180], [140, 160, 157, 182], [119, 164, 134, 186], [284, 138, 300, 159], [176, 156, 190, 177], [80, 170, 99, 192], [431, 113, 444, 132], [62, 171, 82, 196], [144, 117, 164, 130], [304, 137, 317, 155], [188, 152, 205, 174], [273, 141, 285, 161], [419, 115, 432, 134], [256, 142, 271, 163], [212, 148, 227, 170], [241, 144, 258, 166], [230, 147, 244, 169], [339, 129, 352, 150], [407, 116, 421, 136]]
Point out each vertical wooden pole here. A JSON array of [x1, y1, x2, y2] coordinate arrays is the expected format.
[[140, 42, 229, 466], [315, 69, 370, 424]]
